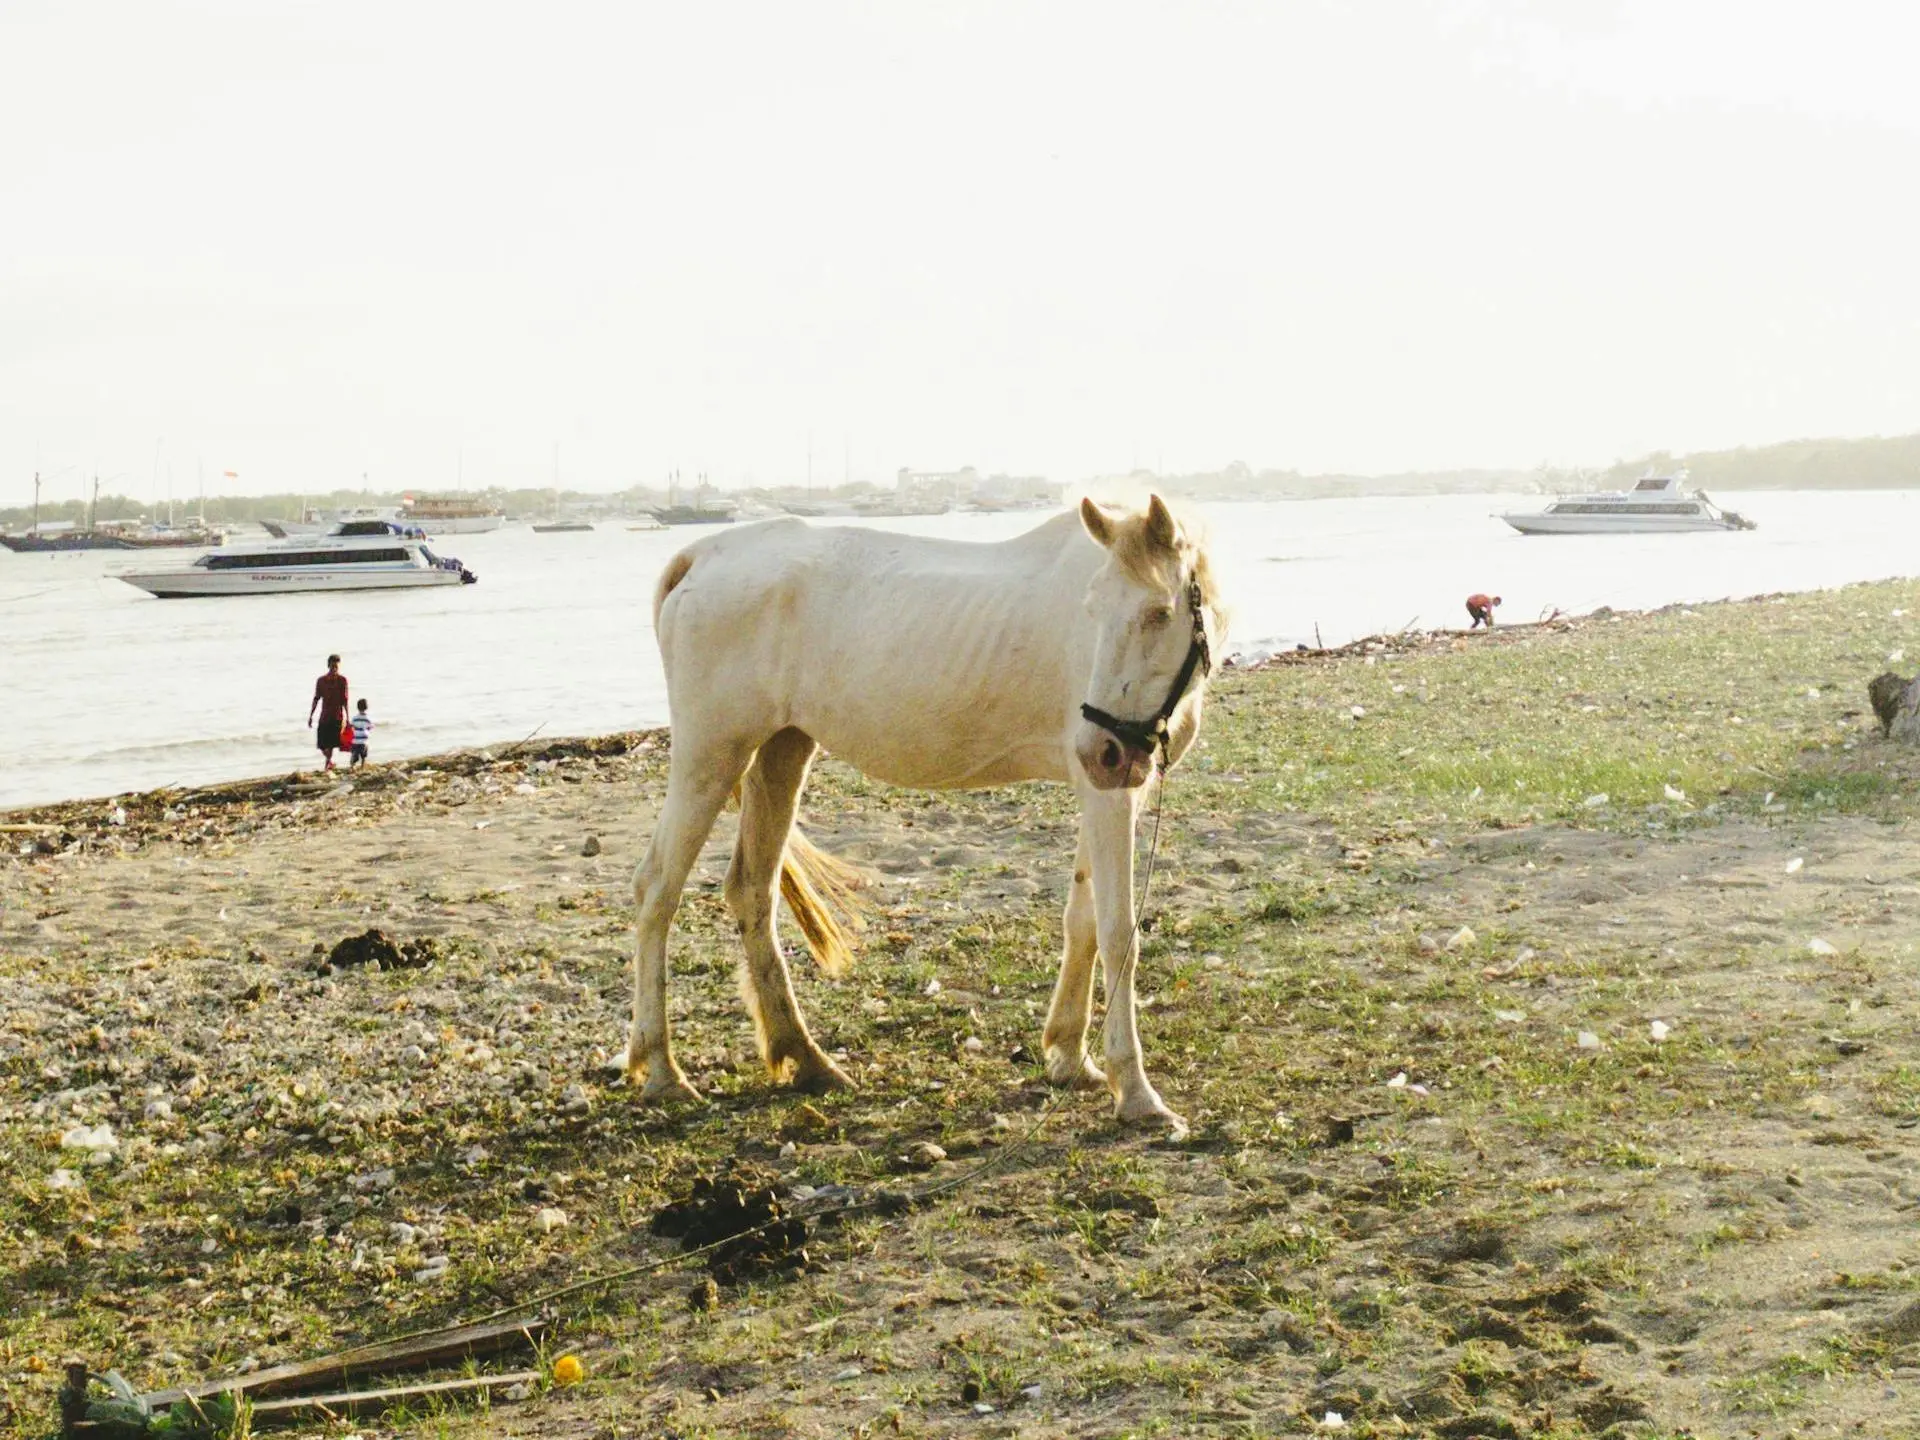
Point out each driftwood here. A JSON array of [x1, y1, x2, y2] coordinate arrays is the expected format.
[[244, 1369, 541, 1428], [141, 1315, 546, 1407]]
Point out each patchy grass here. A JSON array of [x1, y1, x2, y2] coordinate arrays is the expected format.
[[5, 579, 1920, 1437], [1193, 581, 1919, 833]]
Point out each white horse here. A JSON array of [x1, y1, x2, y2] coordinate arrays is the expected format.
[[628, 495, 1222, 1131]]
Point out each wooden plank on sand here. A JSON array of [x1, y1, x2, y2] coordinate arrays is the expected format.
[[142, 1316, 546, 1406]]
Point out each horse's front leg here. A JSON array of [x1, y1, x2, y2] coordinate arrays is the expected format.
[[1083, 786, 1187, 1134], [1041, 824, 1106, 1090]]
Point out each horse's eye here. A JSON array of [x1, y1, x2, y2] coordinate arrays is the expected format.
[[1146, 605, 1174, 627]]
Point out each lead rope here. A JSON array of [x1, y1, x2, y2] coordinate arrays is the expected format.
[[1111, 756, 1174, 1014], [1134, 769, 1170, 937]]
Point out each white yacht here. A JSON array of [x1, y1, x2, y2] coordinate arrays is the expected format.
[[261, 504, 402, 538], [1499, 472, 1755, 535], [116, 521, 478, 598]]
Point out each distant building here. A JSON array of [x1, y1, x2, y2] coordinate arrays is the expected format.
[[895, 466, 1059, 510]]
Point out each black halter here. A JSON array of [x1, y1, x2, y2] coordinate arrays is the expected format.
[[1080, 573, 1213, 771]]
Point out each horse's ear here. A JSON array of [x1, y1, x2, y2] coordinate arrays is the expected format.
[[1145, 494, 1179, 550], [1080, 496, 1116, 549]]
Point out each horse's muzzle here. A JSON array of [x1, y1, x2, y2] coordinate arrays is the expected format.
[[1076, 727, 1157, 790]]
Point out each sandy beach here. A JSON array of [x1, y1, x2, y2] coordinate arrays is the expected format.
[[6, 588, 1920, 1438]]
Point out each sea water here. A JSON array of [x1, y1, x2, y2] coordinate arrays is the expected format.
[[5, 489, 1917, 808]]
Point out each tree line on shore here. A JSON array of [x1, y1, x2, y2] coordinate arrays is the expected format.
[[7, 431, 1919, 530]]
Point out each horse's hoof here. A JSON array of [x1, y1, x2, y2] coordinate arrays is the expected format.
[[630, 1063, 702, 1104], [1045, 1050, 1108, 1090], [1116, 1092, 1189, 1137], [790, 1055, 855, 1094]]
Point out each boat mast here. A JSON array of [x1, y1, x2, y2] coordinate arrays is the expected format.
[[89, 474, 99, 533], [31, 471, 39, 535]]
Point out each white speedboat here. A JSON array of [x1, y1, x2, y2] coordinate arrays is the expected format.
[[116, 521, 478, 598], [1499, 472, 1755, 535]]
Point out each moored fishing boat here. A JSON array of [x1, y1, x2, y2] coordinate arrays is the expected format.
[[647, 471, 736, 526], [648, 504, 736, 525], [400, 492, 506, 534], [1, 521, 226, 552]]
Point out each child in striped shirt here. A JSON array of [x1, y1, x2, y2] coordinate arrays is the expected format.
[[349, 700, 374, 769]]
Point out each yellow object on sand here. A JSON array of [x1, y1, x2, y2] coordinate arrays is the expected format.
[[552, 1354, 585, 1386]]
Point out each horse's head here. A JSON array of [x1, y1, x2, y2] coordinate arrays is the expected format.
[[1075, 494, 1219, 791]]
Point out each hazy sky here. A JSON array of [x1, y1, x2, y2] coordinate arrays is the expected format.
[[4, 0, 1918, 506]]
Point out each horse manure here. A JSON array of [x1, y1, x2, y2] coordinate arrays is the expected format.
[[321, 929, 443, 973], [396, 936, 444, 968], [324, 928, 402, 970], [651, 1163, 813, 1285]]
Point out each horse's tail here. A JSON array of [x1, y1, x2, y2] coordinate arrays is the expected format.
[[653, 547, 696, 630], [779, 829, 870, 977]]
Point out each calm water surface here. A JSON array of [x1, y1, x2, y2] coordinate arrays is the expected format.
[[6, 490, 1917, 808]]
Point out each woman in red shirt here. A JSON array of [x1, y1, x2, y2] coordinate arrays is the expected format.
[[307, 654, 351, 770]]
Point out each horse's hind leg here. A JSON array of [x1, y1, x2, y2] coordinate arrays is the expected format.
[[1042, 824, 1107, 1089], [628, 737, 749, 1102], [726, 726, 852, 1093]]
